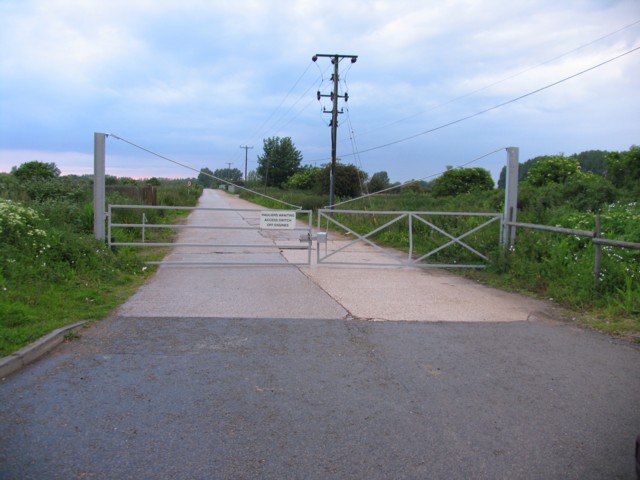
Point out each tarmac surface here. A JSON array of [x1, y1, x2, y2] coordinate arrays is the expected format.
[[1, 189, 639, 479]]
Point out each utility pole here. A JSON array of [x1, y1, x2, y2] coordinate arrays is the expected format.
[[225, 162, 233, 170], [313, 53, 357, 208], [240, 145, 253, 181]]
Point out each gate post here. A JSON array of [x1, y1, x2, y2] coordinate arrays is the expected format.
[[93, 132, 106, 241], [502, 147, 519, 247]]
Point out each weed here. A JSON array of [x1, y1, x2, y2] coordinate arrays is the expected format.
[[63, 330, 81, 342]]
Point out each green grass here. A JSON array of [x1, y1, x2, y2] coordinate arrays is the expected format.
[[237, 188, 640, 339], [0, 180, 200, 357], [2, 179, 638, 356], [0, 273, 148, 356]]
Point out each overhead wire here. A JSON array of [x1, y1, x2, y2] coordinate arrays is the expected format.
[[345, 19, 640, 142], [242, 61, 314, 146], [107, 133, 302, 209], [321, 43, 640, 162], [329, 147, 506, 209], [340, 66, 369, 196], [232, 61, 330, 174], [255, 62, 333, 141]]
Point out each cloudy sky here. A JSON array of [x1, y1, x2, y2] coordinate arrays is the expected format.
[[1, 0, 638, 184]]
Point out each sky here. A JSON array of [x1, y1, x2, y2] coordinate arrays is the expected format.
[[1, 0, 639, 185]]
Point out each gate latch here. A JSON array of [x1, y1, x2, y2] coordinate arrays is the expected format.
[[299, 232, 327, 243]]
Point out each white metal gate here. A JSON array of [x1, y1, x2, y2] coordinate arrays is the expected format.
[[316, 209, 502, 268], [108, 205, 312, 266]]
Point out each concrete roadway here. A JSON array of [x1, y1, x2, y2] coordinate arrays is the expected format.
[[1, 189, 639, 479]]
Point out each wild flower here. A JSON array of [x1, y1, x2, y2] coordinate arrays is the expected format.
[[0, 199, 48, 250]]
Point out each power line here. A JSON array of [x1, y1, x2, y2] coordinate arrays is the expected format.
[[320, 44, 640, 162], [329, 147, 506, 209], [107, 134, 302, 209], [245, 62, 333, 147], [346, 19, 640, 143], [313, 53, 358, 208], [242, 62, 314, 146]]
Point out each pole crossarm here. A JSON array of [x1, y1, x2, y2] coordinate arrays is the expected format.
[[312, 54, 357, 209], [240, 145, 253, 182]]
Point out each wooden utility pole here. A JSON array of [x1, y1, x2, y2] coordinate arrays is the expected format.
[[240, 145, 253, 181], [313, 54, 357, 208]]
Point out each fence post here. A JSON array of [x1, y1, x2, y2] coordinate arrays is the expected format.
[[593, 214, 602, 290], [93, 132, 106, 241], [502, 147, 519, 247]]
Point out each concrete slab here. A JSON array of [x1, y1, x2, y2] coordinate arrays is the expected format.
[[118, 190, 348, 319], [299, 265, 557, 322], [119, 189, 560, 323]]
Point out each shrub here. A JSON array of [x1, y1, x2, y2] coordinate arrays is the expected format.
[[12, 161, 60, 181], [526, 155, 582, 187], [431, 167, 494, 197]]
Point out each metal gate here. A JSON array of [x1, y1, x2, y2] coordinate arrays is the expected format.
[[108, 204, 502, 269], [316, 209, 502, 268], [108, 204, 312, 266]]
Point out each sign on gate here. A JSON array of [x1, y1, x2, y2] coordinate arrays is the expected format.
[[107, 205, 312, 266], [260, 211, 296, 230]]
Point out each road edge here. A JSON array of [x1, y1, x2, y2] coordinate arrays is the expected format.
[[0, 321, 87, 379]]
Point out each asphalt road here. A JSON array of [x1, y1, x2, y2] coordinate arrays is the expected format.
[[1, 317, 639, 479], [1, 190, 639, 479]]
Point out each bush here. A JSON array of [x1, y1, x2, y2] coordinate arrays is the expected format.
[[284, 167, 322, 191], [526, 155, 582, 187], [12, 161, 60, 181], [431, 167, 494, 197]]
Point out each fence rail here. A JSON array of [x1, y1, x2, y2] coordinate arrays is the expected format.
[[318, 209, 503, 268], [108, 204, 312, 266], [506, 218, 640, 288]]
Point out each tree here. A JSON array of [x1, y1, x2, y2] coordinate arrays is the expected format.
[[284, 166, 322, 191], [197, 167, 215, 188], [498, 150, 610, 188], [12, 161, 60, 181], [606, 145, 640, 192], [256, 137, 303, 187], [213, 168, 243, 183], [574, 150, 609, 176], [526, 155, 582, 187], [368, 171, 391, 192], [318, 164, 367, 198], [431, 167, 494, 197]]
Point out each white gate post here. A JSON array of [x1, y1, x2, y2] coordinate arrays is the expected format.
[[502, 146, 519, 247], [93, 132, 106, 241]]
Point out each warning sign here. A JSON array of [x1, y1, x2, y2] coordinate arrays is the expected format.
[[260, 211, 297, 230]]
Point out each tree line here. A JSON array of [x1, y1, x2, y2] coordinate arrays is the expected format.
[[196, 136, 638, 206]]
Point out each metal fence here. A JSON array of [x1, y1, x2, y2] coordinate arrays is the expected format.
[[506, 218, 640, 287], [108, 204, 313, 266], [317, 209, 503, 268]]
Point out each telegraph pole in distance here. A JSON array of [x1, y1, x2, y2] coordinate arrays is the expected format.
[[240, 145, 253, 181], [313, 53, 357, 208]]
